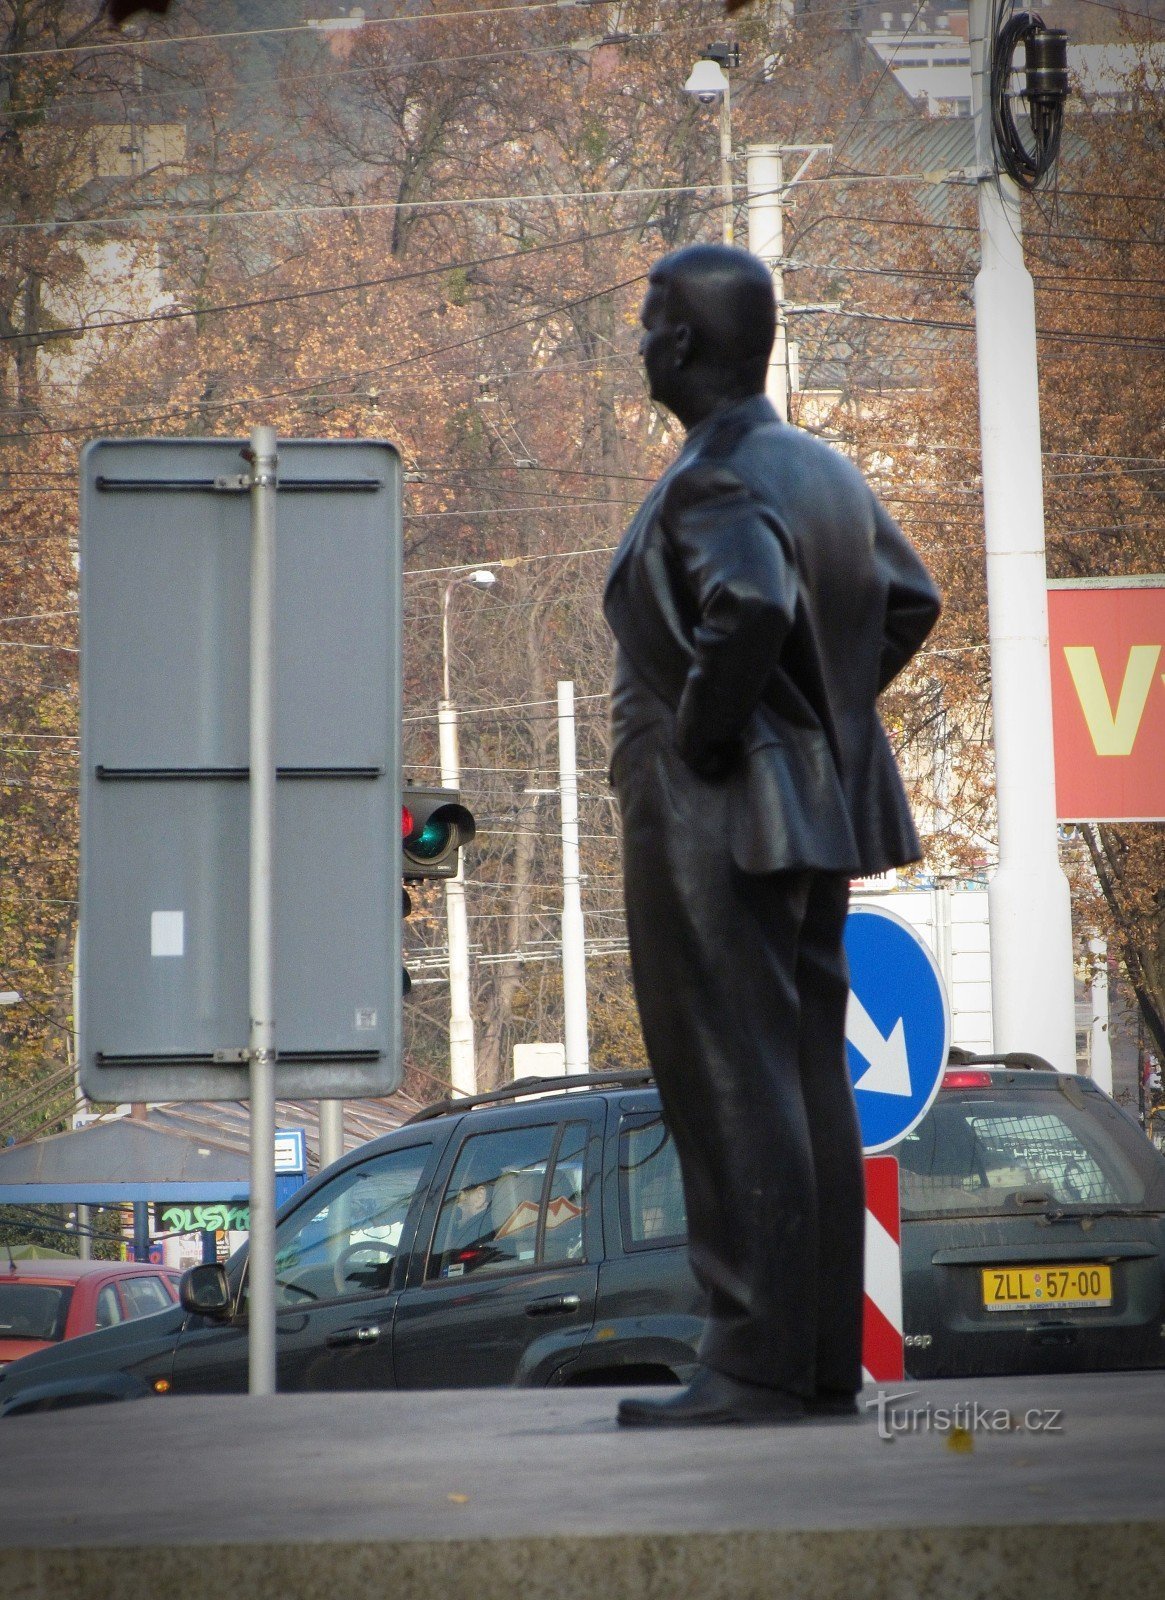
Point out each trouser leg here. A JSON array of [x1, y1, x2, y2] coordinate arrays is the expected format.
[[795, 873, 865, 1394], [614, 730, 820, 1395]]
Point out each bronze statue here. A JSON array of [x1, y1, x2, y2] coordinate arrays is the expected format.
[[604, 244, 941, 1426]]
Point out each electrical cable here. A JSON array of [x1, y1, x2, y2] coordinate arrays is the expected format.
[[989, 8, 1069, 190], [0, 2, 613, 63]]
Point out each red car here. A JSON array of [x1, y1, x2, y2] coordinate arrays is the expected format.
[[0, 1260, 181, 1371]]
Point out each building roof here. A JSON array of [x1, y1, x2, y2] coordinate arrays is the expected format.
[[0, 1092, 426, 1204]]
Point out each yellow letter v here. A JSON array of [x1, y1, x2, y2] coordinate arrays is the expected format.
[[1063, 644, 1161, 756]]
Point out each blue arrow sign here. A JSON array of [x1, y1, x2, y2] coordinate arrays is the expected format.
[[844, 904, 951, 1154]]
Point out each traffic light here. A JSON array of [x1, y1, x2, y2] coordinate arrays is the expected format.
[[401, 787, 476, 881]]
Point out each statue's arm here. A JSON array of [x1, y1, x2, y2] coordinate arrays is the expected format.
[[661, 465, 797, 778], [873, 498, 942, 693]]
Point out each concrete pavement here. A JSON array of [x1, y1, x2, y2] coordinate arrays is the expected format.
[[2, 1372, 1164, 1599]]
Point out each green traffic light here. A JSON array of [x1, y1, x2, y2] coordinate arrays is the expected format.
[[410, 816, 453, 859]]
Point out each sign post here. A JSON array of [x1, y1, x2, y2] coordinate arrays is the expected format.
[[844, 903, 953, 1384], [247, 426, 278, 1396]]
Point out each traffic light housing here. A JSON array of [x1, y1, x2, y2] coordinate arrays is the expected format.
[[401, 787, 476, 880]]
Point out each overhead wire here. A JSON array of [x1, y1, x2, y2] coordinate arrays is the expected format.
[[0, 2, 617, 63], [0, 268, 653, 444]]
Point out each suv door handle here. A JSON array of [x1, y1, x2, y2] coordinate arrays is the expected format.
[[525, 1294, 581, 1317], [325, 1324, 381, 1347]]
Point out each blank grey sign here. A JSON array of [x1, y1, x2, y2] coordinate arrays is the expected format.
[[79, 438, 403, 1102]]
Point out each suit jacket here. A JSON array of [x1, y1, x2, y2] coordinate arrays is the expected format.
[[603, 394, 941, 877]]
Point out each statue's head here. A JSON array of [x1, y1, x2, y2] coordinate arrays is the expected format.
[[638, 244, 776, 428]]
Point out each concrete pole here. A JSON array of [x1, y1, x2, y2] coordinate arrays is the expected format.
[[318, 1100, 344, 1170], [969, 0, 1077, 1073], [746, 146, 788, 422], [439, 699, 476, 1096], [557, 681, 589, 1074], [247, 425, 278, 1396], [719, 75, 734, 247], [1088, 936, 1113, 1094]]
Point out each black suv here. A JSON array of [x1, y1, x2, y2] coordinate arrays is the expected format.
[[2, 1062, 1164, 1414], [0, 1073, 703, 1412], [899, 1057, 1165, 1377]]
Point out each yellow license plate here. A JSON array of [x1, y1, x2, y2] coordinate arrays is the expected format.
[[982, 1264, 1112, 1311]]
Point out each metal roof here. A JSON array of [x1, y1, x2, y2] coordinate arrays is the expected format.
[[0, 1092, 426, 1205]]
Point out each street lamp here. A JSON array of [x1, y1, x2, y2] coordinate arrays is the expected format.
[[684, 43, 739, 246], [440, 568, 497, 1096], [442, 570, 496, 703]]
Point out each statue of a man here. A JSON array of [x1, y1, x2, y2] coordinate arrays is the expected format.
[[604, 244, 941, 1426]]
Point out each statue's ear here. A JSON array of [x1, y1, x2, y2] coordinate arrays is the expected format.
[[672, 322, 693, 367]]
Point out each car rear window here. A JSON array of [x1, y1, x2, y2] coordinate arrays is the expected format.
[[0, 1283, 74, 1343], [118, 1275, 176, 1320], [898, 1085, 1165, 1217]]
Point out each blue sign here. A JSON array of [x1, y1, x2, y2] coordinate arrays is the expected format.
[[844, 904, 951, 1154], [274, 1128, 306, 1176]]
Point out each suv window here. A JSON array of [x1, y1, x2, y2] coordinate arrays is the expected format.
[[619, 1114, 687, 1250], [899, 1087, 1155, 1215], [271, 1144, 429, 1305], [426, 1121, 587, 1282]]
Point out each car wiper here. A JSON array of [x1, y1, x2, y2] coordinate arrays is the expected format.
[[1030, 1203, 1150, 1223]]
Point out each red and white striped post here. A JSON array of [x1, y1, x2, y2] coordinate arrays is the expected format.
[[862, 1154, 904, 1383]]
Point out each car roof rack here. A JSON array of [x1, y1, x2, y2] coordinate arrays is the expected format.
[[946, 1048, 1058, 1073], [404, 1068, 654, 1125]]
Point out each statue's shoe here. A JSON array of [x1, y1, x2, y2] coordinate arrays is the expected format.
[[617, 1366, 806, 1428]]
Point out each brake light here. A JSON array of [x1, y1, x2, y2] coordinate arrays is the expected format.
[[942, 1070, 994, 1088]]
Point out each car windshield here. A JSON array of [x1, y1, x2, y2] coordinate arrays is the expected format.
[[0, 1282, 73, 1342], [898, 1083, 1165, 1217]]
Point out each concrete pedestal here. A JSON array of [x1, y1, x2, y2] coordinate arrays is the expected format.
[[2, 1373, 1163, 1599]]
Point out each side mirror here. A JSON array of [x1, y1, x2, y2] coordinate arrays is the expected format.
[[180, 1263, 233, 1320]]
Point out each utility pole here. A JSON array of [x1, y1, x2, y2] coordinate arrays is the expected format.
[[318, 1101, 343, 1170], [718, 72, 733, 246], [439, 570, 494, 1096], [969, 0, 1077, 1072], [558, 681, 589, 1074], [746, 146, 788, 421], [438, 697, 475, 1095], [1088, 936, 1112, 1094]]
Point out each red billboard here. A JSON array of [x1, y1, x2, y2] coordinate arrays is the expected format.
[[1048, 580, 1165, 821]]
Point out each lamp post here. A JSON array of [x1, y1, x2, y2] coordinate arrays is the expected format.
[[684, 43, 739, 246], [440, 569, 497, 1096]]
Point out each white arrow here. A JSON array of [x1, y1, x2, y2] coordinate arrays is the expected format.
[[846, 992, 912, 1097]]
